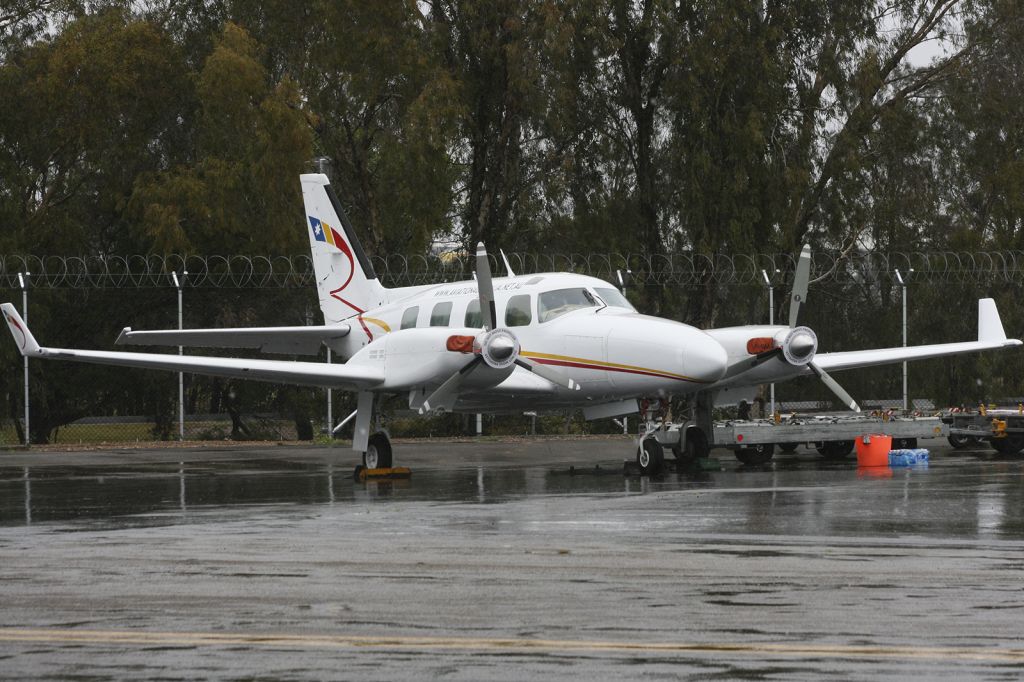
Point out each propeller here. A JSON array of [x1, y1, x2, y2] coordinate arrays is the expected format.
[[419, 243, 580, 414], [728, 244, 860, 411], [786, 243, 860, 412], [789, 244, 811, 327]]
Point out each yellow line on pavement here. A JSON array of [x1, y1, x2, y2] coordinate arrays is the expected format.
[[0, 628, 1022, 663]]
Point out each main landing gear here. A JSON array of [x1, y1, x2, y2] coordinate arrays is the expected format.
[[364, 432, 393, 469], [348, 391, 397, 475]]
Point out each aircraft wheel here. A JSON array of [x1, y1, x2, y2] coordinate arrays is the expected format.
[[817, 440, 855, 460], [637, 438, 664, 476], [363, 432, 393, 469], [735, 443, 774, 465], [778, 442, 799, 453]]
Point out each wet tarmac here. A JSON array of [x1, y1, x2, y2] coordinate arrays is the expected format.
[[2, 437, 1024, 680]]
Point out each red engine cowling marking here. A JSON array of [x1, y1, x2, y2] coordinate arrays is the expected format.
[[746, 337, 775, 355], [446, 335, 476, 353]]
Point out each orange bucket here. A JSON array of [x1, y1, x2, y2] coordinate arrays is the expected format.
[[855, 434, 892, 467]]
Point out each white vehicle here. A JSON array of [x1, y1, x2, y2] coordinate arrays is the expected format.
[[4, 174, 1021, 473]]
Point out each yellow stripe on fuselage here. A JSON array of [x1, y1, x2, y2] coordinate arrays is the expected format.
[[519, 350, 707, 383], [362, 316, 391, 333]]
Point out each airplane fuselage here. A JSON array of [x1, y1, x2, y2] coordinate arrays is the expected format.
[[336, 271, 731, 412]]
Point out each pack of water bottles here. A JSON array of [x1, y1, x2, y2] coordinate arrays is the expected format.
[[888, 448, 930, 467]]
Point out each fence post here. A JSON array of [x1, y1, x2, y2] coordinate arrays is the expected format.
[[18, 272, 29, 446]]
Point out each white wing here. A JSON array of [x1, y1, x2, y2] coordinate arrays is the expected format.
[[813, 298, 1021, 373], [116, 324, 351, 355]]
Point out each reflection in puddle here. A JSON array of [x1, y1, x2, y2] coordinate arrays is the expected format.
[[1, 452, 1023, 540]]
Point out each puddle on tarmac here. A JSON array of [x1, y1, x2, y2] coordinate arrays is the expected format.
[[0, 450, 1023, 540]]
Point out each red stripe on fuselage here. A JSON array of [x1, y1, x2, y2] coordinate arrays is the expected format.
[[531, 357, 699, 383]]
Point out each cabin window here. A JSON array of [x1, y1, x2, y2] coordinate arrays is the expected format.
[[594, 287, 636, 311], [504, 294, 532, 327], [430, 301, 453, 327], [464, 299, 481, 327], [400, 306, 419, 330], [538, 287, 599, 323]]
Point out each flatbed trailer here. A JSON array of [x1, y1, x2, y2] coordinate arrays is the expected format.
[[943, 408, 1024, 454], [713, 414, 945, 448], [646, 412, 947, 465]]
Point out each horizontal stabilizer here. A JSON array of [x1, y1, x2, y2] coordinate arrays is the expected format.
[[116, 324, 351, 355]]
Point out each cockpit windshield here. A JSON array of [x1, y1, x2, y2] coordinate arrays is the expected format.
[[594, 287, 635, 311], [538, 287, 599, 323]]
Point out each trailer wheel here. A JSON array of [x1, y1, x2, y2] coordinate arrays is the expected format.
[[991, 434, 1024, 456], [735, 443, 775, 465], [817, 440, 855, 460], [892, 437, 918, 449], [637, 438, 665, 476], [778, 442, 799, 453], [947, 434, 973, 449]]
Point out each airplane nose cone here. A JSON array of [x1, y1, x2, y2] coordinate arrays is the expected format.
[[683, 333, 728, 383], [789, 332, 815, 359]]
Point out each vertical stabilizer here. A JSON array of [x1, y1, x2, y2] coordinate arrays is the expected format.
[[300, 174, 387, 324]]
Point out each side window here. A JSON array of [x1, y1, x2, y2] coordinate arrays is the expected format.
[[430, 301, 453, 327], [464, 299, 481, 327], [400, 306, 419, 330], [504, 294, 532, 327]]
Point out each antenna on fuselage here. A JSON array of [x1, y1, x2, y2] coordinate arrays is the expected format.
[[500, 250, 516, 277]]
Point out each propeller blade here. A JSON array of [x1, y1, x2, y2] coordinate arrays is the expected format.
[[476, 242, 497, 330], [788, 243, 811, 328], [420, 356, 484, 414], [808, 361, 861, 412], [513, 358, 581, 391]]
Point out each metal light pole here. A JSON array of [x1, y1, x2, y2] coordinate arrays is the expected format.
[[18, 272, 29, 445], [326, 347, 333, 436], [894, 268, 913, 411], [762, 269, 776, 416], [172, 271, 187, 440]]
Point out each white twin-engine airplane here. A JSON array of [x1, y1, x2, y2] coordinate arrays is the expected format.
[[3, 173, 1021, 472]]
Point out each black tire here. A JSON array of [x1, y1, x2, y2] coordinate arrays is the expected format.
[[637, 438, 664, 476], [947, 434, 971, 449], [778, 442, 799, 453], [735, 443, 775, 465], [363, 432, 393, 469], [892, 438, 918, 449], [817, 440, 855, 460], [684, 427, 710, 460], [991, 434, 1024, 456]]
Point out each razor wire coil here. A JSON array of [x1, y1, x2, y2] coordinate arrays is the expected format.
[[2, 251, 1024, 289]]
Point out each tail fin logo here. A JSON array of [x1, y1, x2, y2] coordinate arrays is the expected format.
[[309, 215, 362, 316], [309, 216, 352, 257]]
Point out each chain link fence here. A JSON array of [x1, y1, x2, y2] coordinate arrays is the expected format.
[[2, 250, 1023, 445]]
